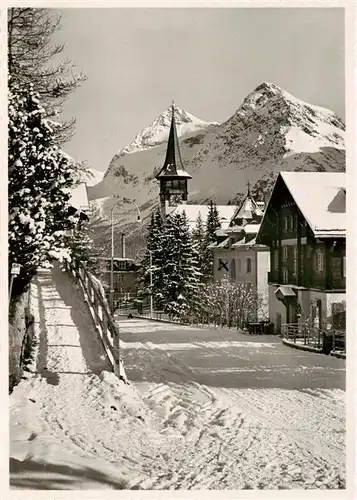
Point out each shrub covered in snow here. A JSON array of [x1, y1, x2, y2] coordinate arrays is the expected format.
[[192, 277, 263, 328], [8, 80, 81, 295]]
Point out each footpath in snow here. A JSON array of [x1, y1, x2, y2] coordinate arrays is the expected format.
[[10, 265, 144, 489], [10, 265, 346, 490]]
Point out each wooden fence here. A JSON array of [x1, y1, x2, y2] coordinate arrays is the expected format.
[[65, 260, 126, 382]]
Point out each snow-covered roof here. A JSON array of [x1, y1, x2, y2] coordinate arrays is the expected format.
[[230, 192, 263, 223], [69, 183, 89, 213], [244, 223, 261, 234], [225, 226, 244, 234], [216, 237, 230, 248], [172, 204, 237, 230], [280, 172, 346, 237], [215, 228, 229, 237], [231, 236, 260, 249]]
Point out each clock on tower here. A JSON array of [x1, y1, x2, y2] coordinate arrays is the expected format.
[[155, 101, 192, 218]]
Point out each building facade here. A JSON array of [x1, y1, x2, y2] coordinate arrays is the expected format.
[[256, 172, 346, 334], [96, 257, 138, 308], [211, 188, 270, 320]]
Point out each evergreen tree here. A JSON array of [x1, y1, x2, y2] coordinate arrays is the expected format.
[[65, 217, 101, 272], [202, 201, 221, 281], [192, 212, 206, 282], [137, 209, 166, 310], [161, 211, 201, 320], [8, 80, 81, 296]]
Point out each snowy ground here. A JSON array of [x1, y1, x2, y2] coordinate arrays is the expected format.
[[10, 266, 346, 490]]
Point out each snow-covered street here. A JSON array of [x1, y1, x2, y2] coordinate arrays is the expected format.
[[10, 266, 346, 490]]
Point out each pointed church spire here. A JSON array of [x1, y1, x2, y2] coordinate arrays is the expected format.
[[155, 101, 192, 180]]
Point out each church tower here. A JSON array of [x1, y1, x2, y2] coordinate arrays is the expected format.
[[155, 101, 192, 218]]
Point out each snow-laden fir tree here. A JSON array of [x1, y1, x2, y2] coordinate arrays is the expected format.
[[191, 212, 206, 283], [202, 200, 221, 281], [137, 209, 166, 310], [64, 214, 102, 273], [8, 80, 81, 296], [161, 211, 201, 320]]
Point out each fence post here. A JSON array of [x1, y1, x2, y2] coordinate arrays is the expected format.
[[332, 330, 335, 352], [112, 322, 121, 378]]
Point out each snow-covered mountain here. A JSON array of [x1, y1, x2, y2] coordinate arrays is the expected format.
[[113, 105, 218, 158], [84, 168, 105, 187], [88, 82, 345, 230]]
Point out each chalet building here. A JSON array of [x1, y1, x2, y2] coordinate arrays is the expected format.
[[156, 102, 238, 228], [97, 257, 138, 306], [68, 182, 90, 225], [210, 187, 270, 320], [256, 171, 346, 334]]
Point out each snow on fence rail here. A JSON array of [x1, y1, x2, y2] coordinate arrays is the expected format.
[[65, 260, 127, 382]]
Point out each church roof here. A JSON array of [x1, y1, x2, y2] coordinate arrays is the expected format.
[[230, 187, 263, 224], [155, 103, 192, 180]]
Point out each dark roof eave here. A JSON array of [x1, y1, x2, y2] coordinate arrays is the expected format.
[[156, 171, 192, 180]]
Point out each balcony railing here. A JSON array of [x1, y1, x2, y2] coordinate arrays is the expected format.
[[281, 323, 345, 353]]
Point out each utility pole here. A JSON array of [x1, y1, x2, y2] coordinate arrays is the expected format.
[[136, 247, 154, 319], [110, 199, 141, 315], [149, 250, 153, 319]]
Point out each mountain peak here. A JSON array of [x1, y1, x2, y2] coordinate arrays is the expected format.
[[117, 105, 219, 156]]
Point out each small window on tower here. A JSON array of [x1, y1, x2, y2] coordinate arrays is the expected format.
[[247, 258, 252, 273]]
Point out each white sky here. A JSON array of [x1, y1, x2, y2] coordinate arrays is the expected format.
[[53, 7, 345, 171]]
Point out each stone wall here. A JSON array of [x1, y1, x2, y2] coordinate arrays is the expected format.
[[9, 289, 34, 393]]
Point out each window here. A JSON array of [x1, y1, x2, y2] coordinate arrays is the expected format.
[[247, 258, 252, 274], [342, 256, 346, 278], [230, 258, 236, 281], [114, 260, 127, 271], [284, 216, 288, 231], [283, 268, 289, 284], [315, 249, 324, 272], [284, 214, 294, 231], [282, 246, 288, 261], [293, 246, 297, 276]]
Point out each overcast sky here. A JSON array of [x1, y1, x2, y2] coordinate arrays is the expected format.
[[54, 7, 345, 172]]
